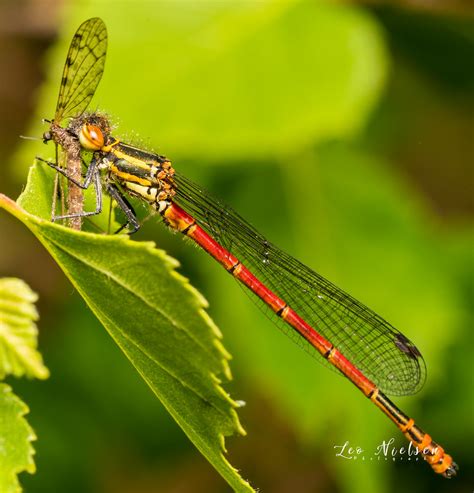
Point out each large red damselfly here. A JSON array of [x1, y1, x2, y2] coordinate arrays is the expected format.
[[39, 17, 458, 478]]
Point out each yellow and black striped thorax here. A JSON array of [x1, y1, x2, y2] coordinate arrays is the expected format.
[[104, 141, 176, 206], [69, 114, 176, 208]]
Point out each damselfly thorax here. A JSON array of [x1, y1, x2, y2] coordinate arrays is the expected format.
[[42, 111, 177, 233]]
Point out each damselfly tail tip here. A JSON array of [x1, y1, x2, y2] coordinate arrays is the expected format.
[[443, 461, 459, 479]]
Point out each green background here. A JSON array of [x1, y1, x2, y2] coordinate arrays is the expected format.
[[0, 1, 472, 492]]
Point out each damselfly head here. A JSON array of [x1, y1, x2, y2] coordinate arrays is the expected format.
[[42, 131, 52, 143], [40, 119, 53, 144], [68, 112, 111, 151]]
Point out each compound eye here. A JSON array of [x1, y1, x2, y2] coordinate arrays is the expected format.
[[79, 124, 104, 151]]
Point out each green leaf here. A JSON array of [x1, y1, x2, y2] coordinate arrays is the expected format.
[[0, 278, 49, 380], [114, 1, 385, 159], [1, 163, 254, 493], [105, 1, 386, 159], [0, 383, 36, 493]]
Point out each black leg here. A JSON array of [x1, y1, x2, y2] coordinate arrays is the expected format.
[[105, 182, 140, 234], [36, 155, 97, 189], [52, 166, 103, 221], [37, 154, 103, 221]]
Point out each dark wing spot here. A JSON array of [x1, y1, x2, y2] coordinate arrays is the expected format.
[[394, 333, 422, 360]]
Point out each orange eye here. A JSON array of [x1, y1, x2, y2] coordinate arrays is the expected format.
[[79, 124, 104, 150]]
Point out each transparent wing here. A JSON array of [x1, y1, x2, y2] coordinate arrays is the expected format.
[[174, 172, 426, 396], [55, 17, 107, 121]]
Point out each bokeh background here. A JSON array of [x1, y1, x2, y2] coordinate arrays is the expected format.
[[0, 1, 472, 492]]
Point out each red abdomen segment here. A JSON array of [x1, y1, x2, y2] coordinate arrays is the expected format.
[[163, 202, 457, 478]]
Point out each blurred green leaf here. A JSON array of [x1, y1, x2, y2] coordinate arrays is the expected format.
[[16, 1, 387, 171], [108, 1, 387, 158], [0, 164, 254, 493], [0, 278, 49, 380], [0, 383, 36, 493]]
